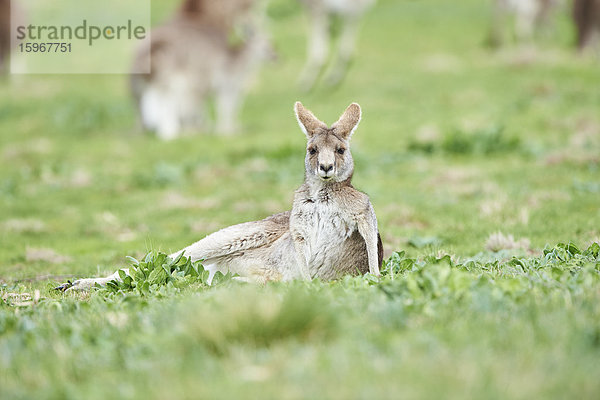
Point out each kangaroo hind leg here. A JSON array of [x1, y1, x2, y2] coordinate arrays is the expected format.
[[170, 212, 290, 262]]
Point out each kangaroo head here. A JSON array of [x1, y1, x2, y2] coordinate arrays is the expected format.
[[294, 102, 361, 183]]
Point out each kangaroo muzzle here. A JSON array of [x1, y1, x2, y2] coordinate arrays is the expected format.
[[318, 163, 334, 179], [317, 152, 335, 179]]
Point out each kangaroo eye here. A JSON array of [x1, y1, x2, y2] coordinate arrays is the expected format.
[[309, 147, 317, 155], [337, 148, 345, 155]]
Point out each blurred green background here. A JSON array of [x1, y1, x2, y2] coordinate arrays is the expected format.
[[1, 0, 599, 398], [1, 0, 598, 279]]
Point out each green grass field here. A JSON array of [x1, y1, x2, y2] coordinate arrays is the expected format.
[[1, 0, 599, 398]]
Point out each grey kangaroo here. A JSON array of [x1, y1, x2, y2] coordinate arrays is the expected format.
[[56, 102, 383, 290], [130, 0, 273, 139]]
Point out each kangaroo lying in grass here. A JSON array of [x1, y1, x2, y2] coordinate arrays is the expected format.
[[56, 102, 382, 291]]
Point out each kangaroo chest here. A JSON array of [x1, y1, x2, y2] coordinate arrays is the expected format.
[[293, 196, 357, 267]]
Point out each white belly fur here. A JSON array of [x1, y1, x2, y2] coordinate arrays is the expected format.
[[303, 204, 356, 272]]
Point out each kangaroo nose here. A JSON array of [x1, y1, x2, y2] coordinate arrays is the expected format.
[[319, 164, 333, 173]]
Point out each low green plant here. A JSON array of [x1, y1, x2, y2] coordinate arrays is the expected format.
[[100, 251, 231, 296]]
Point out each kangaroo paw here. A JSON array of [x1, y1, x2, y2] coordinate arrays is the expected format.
[[54, 280, 74, 292], [55, 278, 106, 292]]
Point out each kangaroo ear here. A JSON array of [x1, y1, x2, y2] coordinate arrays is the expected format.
[[332, 103, 361, 139], [295, 102, 327, 138]]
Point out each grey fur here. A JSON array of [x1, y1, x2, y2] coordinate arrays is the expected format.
[[130, 0, 273, 139]]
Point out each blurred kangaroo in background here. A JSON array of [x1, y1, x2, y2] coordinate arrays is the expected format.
[[573, 0, 600, 52], [0, 0, 10, 73], [0, 0, 24, 74], [297, 0, 375, 90], [131, 0, 274, 140], [56, 102, 383, 291], [488, 0, 558, 47]]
